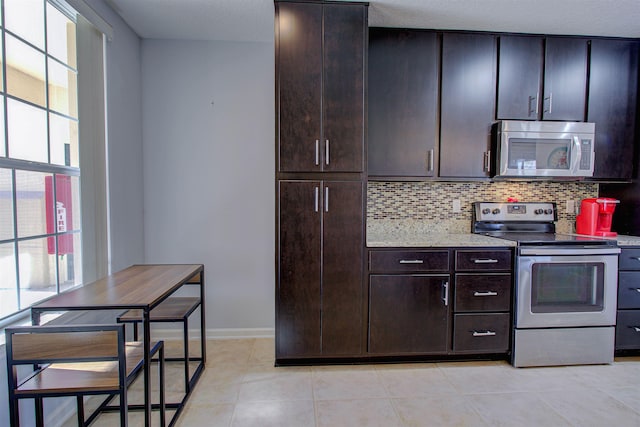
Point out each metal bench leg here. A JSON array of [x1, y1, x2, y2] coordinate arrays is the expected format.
[[77, 395, 84, 426], [35, 397, 44, 427], [159, 344, 166, 427], [120, 388, 128, 427], [183, 318, 190, 393]]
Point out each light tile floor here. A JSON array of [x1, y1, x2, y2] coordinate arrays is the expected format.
[[66, 338, 640, 426]]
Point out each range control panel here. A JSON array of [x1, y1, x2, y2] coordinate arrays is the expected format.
[[473, 202, 557, 222]]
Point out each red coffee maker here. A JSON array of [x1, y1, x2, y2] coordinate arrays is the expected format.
[[576, 198, 620, 236]]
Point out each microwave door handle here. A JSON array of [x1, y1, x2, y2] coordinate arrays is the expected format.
[[570, 135, 581, 173]]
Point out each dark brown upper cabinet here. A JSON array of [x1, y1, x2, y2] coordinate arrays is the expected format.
[[588, 39, 639, 180], [497, 35, 588, 121], [440, 33, 497, 178], [277, 180, 363, 359], [497, 36, 544, 120], [276, 1, 365, 173], [368, 29, 439, 177]]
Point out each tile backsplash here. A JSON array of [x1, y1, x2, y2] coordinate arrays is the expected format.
[[367, 181, 599, 234]]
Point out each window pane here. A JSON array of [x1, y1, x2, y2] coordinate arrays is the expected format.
[[7, 98, 48, 162], [0, 97, 5, 157], [0, 243, 18, 318], [5, 0, 45, 49], [0, 169, 15, 241], [48, 59, 78, 117], [15, 170, 52, 238], [50, 113, 79, 166], [6, 34, 46, 107], [58, 232, 81, 292], [54, 174, 79, 232], [47, 3, 77, 69], [18, 237, 56, 308], [0, 37, 4, 93]]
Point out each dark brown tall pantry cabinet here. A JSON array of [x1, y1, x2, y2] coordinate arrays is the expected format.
[[275, 0, 368, 362]]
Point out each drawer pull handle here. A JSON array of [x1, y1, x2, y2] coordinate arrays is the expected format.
[[633, 257, 640, 262], [399, 259, 424, 264], [472, 331, 496, 337], [473, 259, 498, 264], [636, 288, 640, 293], [634, 327, 640, 333], [474, 291, 498, 297]]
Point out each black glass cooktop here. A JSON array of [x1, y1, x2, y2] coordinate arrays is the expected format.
[[481, 231, 617, 246]]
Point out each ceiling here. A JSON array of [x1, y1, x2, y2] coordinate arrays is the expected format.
[[105, 0, 640, 42]]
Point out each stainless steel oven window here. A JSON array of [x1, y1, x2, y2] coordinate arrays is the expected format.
[[530, 262, 604, 313]]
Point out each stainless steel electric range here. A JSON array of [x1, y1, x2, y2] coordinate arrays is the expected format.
[[472, 202, 620, 367]]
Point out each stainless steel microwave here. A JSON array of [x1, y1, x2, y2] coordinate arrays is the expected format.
[[493, 120, 595, 178]]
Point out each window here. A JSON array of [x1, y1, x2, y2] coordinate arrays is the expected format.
[[0, 0, 81, 321]]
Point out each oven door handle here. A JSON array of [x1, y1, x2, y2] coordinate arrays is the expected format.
[[519, 247, 621, 256]]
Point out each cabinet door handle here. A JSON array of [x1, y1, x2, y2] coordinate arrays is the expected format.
[[315, 140, 320, 166], [544, 93, 553, 114], [399, 259, 424, 264], [483, 150, 491, 173], [325, 139, 330, 165], [427, 149, 434, 172], [528, 95, 536, 117], [473, 258, 498, 264], [634, 327, 640, 333], [324, 186, 329, 213], [473, 291, 498, 297], [314, 187, 319, 212], [442, 281, 449, 307], [472, 331, 496, 337]]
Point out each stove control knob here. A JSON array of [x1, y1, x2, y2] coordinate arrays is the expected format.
[[482, 208, 490, 215], [544, 209, 553, 215], [534, 209, 544, 215], [492, 208, 501, 215]]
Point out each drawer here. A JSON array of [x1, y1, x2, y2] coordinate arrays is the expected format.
[[455, 250, 512, 271], [615, 310, 640, 350], [619, 248, 640, 271], [618, 271, 640, 309], [455, 274, 511, 312], [369, 250, 450, 273], [453, 313, 510, 353]]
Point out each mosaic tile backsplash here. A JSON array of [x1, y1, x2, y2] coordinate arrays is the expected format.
[[367, 181, 599, 234]]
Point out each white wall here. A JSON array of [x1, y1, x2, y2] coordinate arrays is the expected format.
[[141, 40, 275, 332], [87, 0, 146, 273]]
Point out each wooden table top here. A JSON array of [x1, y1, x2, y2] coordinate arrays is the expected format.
[[32, 264, 204, 311]]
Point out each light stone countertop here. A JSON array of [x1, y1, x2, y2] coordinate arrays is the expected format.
[[615, 235, 640, 246], [367, 220, 516, 248], [367, 219, 640, 248]]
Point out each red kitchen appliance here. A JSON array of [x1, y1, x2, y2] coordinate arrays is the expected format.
[[576, 198, 620, 237]]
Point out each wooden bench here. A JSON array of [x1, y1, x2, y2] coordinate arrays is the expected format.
[[118, 297, 201, 393], [5, 324, 166, 427]]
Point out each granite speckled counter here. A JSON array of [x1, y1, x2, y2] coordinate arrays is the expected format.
[[610, 235, 640, 246], [367, 220, 516, 248]]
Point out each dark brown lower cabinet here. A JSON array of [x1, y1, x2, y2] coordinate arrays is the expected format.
[[453, 313, 510, 353], [368, 274, 450, 354], [277, 180, 363, 359], [615, 248, 640, 351]]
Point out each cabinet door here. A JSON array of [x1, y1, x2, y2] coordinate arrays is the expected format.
[[276, 2, 322, 172], [322, 181, 363, 354], [588, 39, 639, 180], [277, 181, 322, 357], [369, 274, 449, 354], [497, 35, 543, 120], [368, 29, 439, 177], [440, 33, 496, 178], [542, 37, 588, 121], [323, 4, 365, 173]]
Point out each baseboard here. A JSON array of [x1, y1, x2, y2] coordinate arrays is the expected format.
[[152, 327, 275, 340]]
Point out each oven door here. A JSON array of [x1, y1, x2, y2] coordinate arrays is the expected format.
[[516, 247, 619, 328]]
